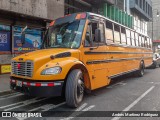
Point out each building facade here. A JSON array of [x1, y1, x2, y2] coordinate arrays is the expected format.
[[0, 0, 152, 74], [148, 0, 160, 52], [0, 0, 64, 74], [129, 0, 152, 35]]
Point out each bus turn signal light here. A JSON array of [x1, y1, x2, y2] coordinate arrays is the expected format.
[[75, 13, 87, 20], [49, 21, 55, 26]]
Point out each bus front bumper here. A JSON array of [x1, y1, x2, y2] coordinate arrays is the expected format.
[[10, 79, 64, 97]]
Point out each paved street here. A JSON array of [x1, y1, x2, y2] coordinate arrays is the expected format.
[[0, 68, 160, 120]]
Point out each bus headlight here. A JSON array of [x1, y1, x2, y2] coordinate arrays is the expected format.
[[41, 67, 62, 75]]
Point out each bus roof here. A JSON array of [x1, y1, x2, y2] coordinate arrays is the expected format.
[[87, 12, 149, 37], [50, 12, 149, 38]]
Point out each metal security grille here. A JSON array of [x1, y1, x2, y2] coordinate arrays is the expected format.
[[11, 61, 33, 77]]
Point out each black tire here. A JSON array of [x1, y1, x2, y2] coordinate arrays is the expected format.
[[136, 61, 145, 77], [65, 69, 84, 108]]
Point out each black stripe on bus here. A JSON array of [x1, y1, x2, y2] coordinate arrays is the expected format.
[[84, 51, 153, 55], [86, 57, 152, 65]]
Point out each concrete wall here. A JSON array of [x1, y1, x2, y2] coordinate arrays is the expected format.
[[148, 0, 160, 40], [0, 55, 12, 65], [0, 0, 64, 66], [0, 0, 64, 20]]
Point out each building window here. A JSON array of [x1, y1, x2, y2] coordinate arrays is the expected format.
[[143, 0, 145, 11], [145, 1, 147, 13], [140, 0, 142, 9], [135, 0, 138, 5]]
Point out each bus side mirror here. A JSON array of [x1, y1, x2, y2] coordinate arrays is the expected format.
[[21, 32, 25, 45], [95, 29, 101, 42]]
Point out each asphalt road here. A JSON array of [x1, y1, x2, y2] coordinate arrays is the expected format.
[[0, 67, 160, 120]]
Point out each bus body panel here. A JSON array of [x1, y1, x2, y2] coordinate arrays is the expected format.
[[10, 12, 153, 97]]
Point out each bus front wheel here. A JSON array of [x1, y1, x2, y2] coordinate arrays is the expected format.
[[65, 69, 84, 108], [136, 61, 145, 77]]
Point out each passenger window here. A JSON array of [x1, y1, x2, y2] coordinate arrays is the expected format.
[[84, 25, 91, 47], [121, 27, 127, 45], [99, 23, 105, 43], [91, 22, 99, 44], [131, 31, 135, 46], [135, 33, 139, 46], [149, 38, 152, 48], [106, 20, 114, 44], [88, 21, 105, 46], [114, 24, 120, 44], [144, 37, 148, 48], [141, 36, 145, 47], [126, 29, 131, 45], [139, 35, 142, 47]]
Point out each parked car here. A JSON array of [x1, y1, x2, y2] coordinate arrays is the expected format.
[[150, 53, 160, 69]]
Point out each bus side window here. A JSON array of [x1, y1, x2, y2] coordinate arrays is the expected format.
[[105, 20, 114, 44], [126, 29, 131, 45], [121, 27, 127, 45], [135, 33, 139, 46], [114, 24, 121, 44], [149, 38, 152, 48], [131, 31, 135, 46], [84, 25, 92, 47], [146, 37, 150, 48], [144, 37, 148, 48], [99, 23, 105, 43], [91, 22, 99, 45], [91, 22, 105, 46], [141, 36, 144, 47], [139, 35, 142, 47]]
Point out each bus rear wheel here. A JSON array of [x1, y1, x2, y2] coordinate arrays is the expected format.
[[65, 69, 84, 108], [136, 61, 145, 77]]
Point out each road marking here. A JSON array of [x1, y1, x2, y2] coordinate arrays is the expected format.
[[76, 103, 88, 111], [29, 102, 66, 112], [111, 86, 155, 120], [0, 97, 38, 109], [0, 93, 23, 101], [4, 97, 48, 111], [16, 102, 66, 120], [0, 89, 11, 93], [0, 92, 20, 98], [82, 105, 95, 111], [61, 104, 95, 120]]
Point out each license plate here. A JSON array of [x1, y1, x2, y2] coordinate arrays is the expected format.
[[16, 81, 22, 87]]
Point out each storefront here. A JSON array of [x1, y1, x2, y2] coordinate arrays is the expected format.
[[0, 10, 51, 74]]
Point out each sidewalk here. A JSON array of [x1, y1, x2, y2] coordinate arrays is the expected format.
[[0, 74, 11, 92]]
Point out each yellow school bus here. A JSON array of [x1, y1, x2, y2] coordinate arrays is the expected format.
[[10, 12, 153, 107]]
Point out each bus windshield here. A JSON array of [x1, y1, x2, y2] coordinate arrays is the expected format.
[[43, 20, 85, 49]]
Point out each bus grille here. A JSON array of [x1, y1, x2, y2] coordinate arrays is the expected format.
[[11, 61, 33, 77]]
